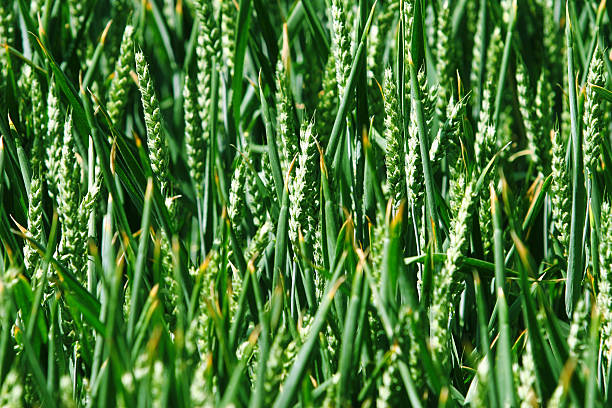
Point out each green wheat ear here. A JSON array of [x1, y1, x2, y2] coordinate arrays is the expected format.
[[551, 127, 570, 256], [135, 50, 171, 201], [598, 202, 612, 363], [0, 2, 14, 73], [30, 71, 46, 166], [382, 67, 405, 209], [245, 219, 273, 266], [435, 0, 455, 121], [68, 0, 86, 36], [567, 294, 588, 359], [477, 125, 497, 257], [275, 58, 298, 177], [184, 73, 205, 197], [316, 53, 338, 145], [516, 60, 544, 173], [431, 97, 464, 175], [0, 368, 23, 407], [406, 119, 424, 234], [190, 248, 221, 355], [444, 98, 468, 216], [515, 335, 538, 404], [57, 114, 85, 279], [535, 70, 554, 165], [408, 70, 430, 203], [289, 117, 320, 256], [195, 0, 221, 152], [45, 82, 63, 200], [245, 147, 266, 227], [24, 165, 44, 281], [377, 348, 403, 407], [330, 0, 351, 101], [228, 155, 247, 241], [475, 26, 502, 165], [583, 45, 606, 174], [264, 326, 298, 406], [368, 2, 396, 132], [107, 24, 134, 127], [196, 0, 221, 57], [219, 0, 237, 75], [431, 179, 476, 370], [541, 0, 562, 82]]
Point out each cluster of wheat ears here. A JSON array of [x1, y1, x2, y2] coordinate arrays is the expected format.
[[1, 0, 612, 406]]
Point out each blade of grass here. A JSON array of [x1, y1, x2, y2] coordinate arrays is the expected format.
[[492, 0, 516, 134], [590, 84, 612, 102], [258, 71, 283, 202], [300, 0, 330, 56], [491, 184, 516, 406], [231, 0, 253, 131], [336, 264, 363, 406], [34, 35, 88, 157], [511, 231, 557, 399], [565, 4, 587, 317], [127, 178, 154, 342], [82, 20, 112, 90], [473, 270, 499, 407], [272, 171, 290, 290]]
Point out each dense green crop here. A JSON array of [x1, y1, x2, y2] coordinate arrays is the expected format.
[[1, 0, 612, 406]]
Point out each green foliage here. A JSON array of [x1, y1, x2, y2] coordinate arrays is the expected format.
[[2, 1, 612, 407]]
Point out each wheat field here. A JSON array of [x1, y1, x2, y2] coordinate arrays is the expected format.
[[1, 0, 612, 406]]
